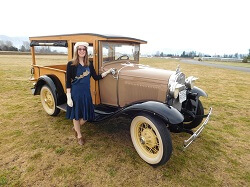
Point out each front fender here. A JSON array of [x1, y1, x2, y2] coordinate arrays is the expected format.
[[190, 86, 208, 98], [122, 101, 184, 125]]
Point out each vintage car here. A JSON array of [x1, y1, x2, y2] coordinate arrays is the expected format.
[[29, 33, 212, 167]]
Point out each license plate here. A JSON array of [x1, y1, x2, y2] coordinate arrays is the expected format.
[[179, 90, 186, 103]]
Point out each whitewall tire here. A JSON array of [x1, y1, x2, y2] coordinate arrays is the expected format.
[[130, 114, 172, 166]]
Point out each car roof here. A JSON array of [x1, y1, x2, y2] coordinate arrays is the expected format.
[[29, 33, 147, 44]]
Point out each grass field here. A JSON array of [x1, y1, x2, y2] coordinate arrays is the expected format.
[[0, 55, 249, 186]]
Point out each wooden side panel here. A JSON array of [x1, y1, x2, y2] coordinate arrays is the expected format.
[[33, 66, 40, 80], [47, 65, 67, 71], [90, 40, 101, 105], [37, 66, 66, 92], [31, 46, 36, 65], [67, 41, 73, 61]]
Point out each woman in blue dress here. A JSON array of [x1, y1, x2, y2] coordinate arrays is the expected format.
[[66, 42, 112, 145]]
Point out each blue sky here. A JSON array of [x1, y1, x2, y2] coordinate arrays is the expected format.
[[1, 0, 249, 55]]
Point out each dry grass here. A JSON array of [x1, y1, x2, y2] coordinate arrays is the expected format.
[[201, 60, 250, 68], [0, 55, 249, 186]]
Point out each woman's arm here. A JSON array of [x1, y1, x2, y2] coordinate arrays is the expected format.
[[66, 61, 73, 88], [89, 62, 103, 80]]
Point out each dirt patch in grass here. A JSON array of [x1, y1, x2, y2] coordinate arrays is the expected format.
[[0, 55, 249, 186]]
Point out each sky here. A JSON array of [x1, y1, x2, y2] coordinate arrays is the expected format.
[[1, 0, 249, 55]]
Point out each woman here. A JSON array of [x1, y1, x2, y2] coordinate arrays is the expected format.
[[66, 42, 111, 145]]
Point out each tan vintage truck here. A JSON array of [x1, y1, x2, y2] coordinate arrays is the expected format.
[[29, 33, 212, 166]]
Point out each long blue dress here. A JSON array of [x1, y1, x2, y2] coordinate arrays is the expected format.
[[66, 64, 95, 121]]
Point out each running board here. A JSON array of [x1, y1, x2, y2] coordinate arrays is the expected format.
[[57, 103, 67, 111], [56, 103, 115, 115]]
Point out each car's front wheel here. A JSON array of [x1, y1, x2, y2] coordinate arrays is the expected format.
[[40, 85, 60, 116], [130, 114, 172, 167]]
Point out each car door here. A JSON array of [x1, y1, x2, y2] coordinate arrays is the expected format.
[[98, 41, 118, 106]]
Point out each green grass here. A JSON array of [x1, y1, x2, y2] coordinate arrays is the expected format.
[[0, 55, 249, 186]]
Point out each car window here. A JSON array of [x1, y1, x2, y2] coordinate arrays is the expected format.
[[101, 42, 140, 64], [34, 46, 68, 66], [87, 46, 93, 58]]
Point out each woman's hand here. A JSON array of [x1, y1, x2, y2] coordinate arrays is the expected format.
[[66, 93, 73, 107], [101, 68, 113, 78]]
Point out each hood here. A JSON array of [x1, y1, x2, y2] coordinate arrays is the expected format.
[[102, 62, 175, 106], [104, 62, 175, 82]]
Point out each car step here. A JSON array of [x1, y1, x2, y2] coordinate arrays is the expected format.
[[56, 103, 114, 115]]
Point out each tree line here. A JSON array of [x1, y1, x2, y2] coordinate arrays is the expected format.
[[0, 40, 19, 51], [0, 40, 60, 53], [154, 50, 250, 60]]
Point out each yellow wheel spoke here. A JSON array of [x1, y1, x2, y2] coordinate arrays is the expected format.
[[136, 121, 159, 156], [41, 86, 56, 114]]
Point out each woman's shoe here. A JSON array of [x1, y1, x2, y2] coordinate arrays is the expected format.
[[77, 137, 85, 145]]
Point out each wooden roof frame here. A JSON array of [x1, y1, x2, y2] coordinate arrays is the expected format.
[[29, 33, 147, 44]]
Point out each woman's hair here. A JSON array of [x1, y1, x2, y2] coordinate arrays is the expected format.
[[71, 46, 89, 66]]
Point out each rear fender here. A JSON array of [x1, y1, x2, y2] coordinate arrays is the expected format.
[[33, 75, 66, 105], [34, 75, 56, 95]]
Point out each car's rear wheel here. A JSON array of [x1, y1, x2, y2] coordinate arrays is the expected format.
[[130, 114, 172, 167], [183, 100, 204, 129], [40, 85, 60, 116]]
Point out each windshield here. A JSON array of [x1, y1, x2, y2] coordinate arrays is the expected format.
[[101, 41, 140, 63]]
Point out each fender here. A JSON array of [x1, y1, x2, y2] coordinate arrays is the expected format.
[[33, 75, 66, 105], [190, 86, 208, 98], [33, 75, 57, 95], [121, 101, 184, 125]]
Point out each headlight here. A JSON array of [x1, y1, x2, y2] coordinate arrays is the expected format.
[[169, 82, 183, 99], [168, 69, 186, 99], [185, 76, 198, 89]]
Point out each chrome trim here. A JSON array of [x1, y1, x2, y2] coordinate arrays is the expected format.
[[183, 107, 212, 149], [116, 65, 128, 106], [176, 64, 181, 73], [168, 71, 185, 99]]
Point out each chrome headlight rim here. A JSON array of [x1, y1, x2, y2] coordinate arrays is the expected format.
[[169, 82, 184, 99], [169, 82, 178, 98], [168, 71, 186, 99]]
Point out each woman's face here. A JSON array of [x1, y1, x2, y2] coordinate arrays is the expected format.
[[77, 45, 87, 58]]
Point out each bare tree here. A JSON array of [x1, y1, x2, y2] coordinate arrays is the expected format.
[[23, 41, 30, 51], [20, 41, 30, 52], [5, 40, 13, 47]]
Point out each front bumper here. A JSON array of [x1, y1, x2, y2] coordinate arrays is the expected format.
[[31, 88, 35, 95], [183, 107, 212, 149]]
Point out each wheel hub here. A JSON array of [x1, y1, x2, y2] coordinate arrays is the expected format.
[[44, 92, 53, 108], [140, 136, 146, 145], [140, 129, 157, 149]]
